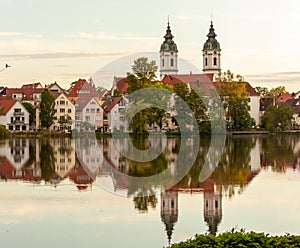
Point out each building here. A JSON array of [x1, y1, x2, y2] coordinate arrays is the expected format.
[[160, 21, 178, 78], [51, 92, 75, 131], [75, 96, 103, 131], [101, 96, 129, 132], [0, 99, 30, 131]]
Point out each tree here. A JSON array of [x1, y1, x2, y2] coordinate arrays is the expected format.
[[261, 103, 294, 132], [126, 57, 170, 134], [58, 114, 72, 131], [22, 102, 36, 128], [255, 86, 269, 97], [268, 86, 288, 99], [131, 57, 157, 81], [40, 88, 55, 130], [217, 70, 255, 130]]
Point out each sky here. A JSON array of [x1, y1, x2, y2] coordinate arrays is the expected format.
[[0, 0, 300, 92]]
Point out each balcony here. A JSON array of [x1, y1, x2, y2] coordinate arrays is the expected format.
[[14, 112, 24, 116]]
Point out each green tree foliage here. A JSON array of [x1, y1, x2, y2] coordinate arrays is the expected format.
[[22, 102, 36, 127], [126, 57, 170, 134], [39, 139, 55, 181], [0, 125, 11, 139], [171, 229, 300, 247], [218, 70, 255, 130], [173, 82, 209, 133], [40, 88, 55, 130], [268, 86, 288, 99], [261, 103, 294, 132], [58, 114, 72, 131], [255, 86, 269, 97]]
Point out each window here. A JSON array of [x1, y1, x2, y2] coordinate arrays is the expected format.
[[97, 108, 100, 113], [22, 117, 24, 121], [86, 108, 89, 113], [215, 200, 218, 209], [205, 58, 208, 66], [60, 108, 65, 113], [22, 125, 26, 131], [85, 116, 90, 121], [11, 117, 13, 123], [170, 58, 174, 67], [60, 100, 65, 105], [213, 57, 217, 66], [162, 58, 165, 67], [68, 109, 72, 113]]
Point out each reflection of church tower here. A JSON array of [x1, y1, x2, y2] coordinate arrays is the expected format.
[[160, 190, 178, 246], [202, 20, 221, 80], [160, 21, 178, 79], [203, 184, 222, 235]]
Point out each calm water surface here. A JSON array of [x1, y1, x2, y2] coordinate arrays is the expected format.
[[0, 135, 300, 247]]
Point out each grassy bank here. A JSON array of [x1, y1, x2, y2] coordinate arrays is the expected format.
[[171, 229, 300, 248]]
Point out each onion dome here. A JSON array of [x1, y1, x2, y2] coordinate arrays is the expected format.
[[160, 22, 178, 52], [203, 21, 221, 51]]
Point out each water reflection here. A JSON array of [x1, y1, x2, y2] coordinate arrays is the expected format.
[[0, 135, 300, 245]]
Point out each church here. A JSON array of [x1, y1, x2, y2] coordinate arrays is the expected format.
[[159, 20, 260, 125]]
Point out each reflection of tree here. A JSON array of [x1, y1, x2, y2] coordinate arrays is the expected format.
[[23, 139, 36, 168], [261, 135, 298, 172], [211, 137, 255, 197], [40, 139, 55, 181], [133, 188, 158, 212]]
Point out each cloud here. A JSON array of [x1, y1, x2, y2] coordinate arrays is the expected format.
[[74, 32, 160, 42], [0, 52, 128, 61], [0, 32, 24, 37]]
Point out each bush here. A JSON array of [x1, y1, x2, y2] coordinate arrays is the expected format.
[[0, 125, 11, 139], [171, 229, 300, 248]]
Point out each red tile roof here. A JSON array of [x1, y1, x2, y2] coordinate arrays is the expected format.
[[0, 99, 17, 115], [162, 73, 214, 86], [68, 79, 98, 98], [115, 77, 129, 94], [5, 87, 44, 101], [277, 93, 295, 103], [101, 96, 122, 113], [21, 82, 42, 89]]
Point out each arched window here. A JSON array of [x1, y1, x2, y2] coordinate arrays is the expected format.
[[213, 57, 217, 66], [170, 58, 174, 67], [205, 58, 208, 66], [162, 58, 164, 67]]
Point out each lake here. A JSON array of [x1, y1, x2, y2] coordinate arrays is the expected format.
[[0, 135, 299, 247]]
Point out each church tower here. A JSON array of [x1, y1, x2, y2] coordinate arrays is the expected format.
[[202, 21, 221, 79], [160, 21, 178, 79]]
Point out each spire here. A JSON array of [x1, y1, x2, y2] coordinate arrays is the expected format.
[[207, 21, 217, 39], [160, 19, 178, 52]]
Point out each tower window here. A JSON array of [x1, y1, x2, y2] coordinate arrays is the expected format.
[[205, 58, 208, 66], [162, 59, 164, 67], [213, 57, 217, 66], [170, 58, 174, 67]]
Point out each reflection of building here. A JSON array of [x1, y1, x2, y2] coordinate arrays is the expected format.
[[0, 139, 30, 169], [160, 190, 178, 246], [50, 138, 76, 179], [200, 180, 222, 235], [68, 159, 94, 190]]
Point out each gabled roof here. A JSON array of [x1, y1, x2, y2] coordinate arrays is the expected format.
[[277, 93, 294, 103], [21, 82, 43, 89], [114, 77, 129, 95], [68, 79, 98, 97], [0, 99, 18, 115], [101, 96, 122, 113], [75, 96, 100, 111]]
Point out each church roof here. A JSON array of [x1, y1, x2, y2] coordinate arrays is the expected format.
[[203, 21, 221, 51], [160, 22, 178, 52]]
